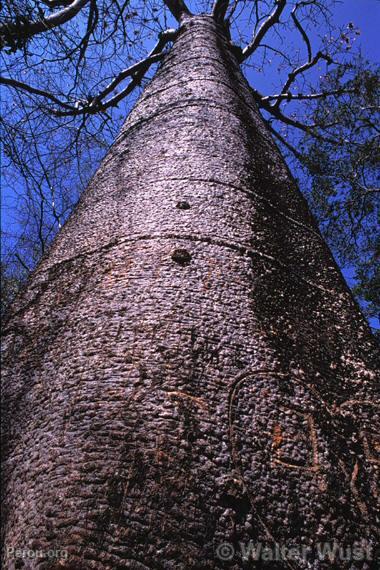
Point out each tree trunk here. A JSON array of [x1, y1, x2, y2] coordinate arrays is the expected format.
[[2, 15, 379, 570]]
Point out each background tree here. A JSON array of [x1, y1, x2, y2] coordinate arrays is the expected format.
[[1, 0, 379, 329], [281, 59, 379, 328]]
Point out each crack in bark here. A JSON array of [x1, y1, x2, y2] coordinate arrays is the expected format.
[[10, 231, 339, 317], [115, 98, 259, 144], [143, 175, 322, 238]]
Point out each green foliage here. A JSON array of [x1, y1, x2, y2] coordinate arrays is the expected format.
[[297, 60, 380, 325]]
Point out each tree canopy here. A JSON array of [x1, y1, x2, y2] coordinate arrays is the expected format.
[[1, 0, 379, 331]]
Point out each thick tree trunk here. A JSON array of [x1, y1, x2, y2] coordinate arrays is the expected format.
[[1, 15, 379, 570]]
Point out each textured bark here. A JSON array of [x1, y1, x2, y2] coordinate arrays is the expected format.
[[1, 15, 379, 570]]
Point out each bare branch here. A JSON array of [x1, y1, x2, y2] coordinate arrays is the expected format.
[[98, 28, 178, 101], [266, 121, 305, 161], [15, 253, 31, 272], [262, 87, 356, 102], [39, 0, 75, 7], [0, 76, 77, 111], [0, 0, 89, 51], [264, 2, 338, 109], [274, 51, 333, 108], [291, 2, 313, 62], [75, 0, 99, 71], [225, 0, 240, 23], [54, 28, 179, 116], [212, 0, 230, 23], [240, 0, 287, 62], [163, 0, 192, 22], [1, 27, 179, 117], [251, 86, 339, 143]]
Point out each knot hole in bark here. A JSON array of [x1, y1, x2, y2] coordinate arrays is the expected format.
[[172, 249, 192, 266], [176, 200, 191, 210]]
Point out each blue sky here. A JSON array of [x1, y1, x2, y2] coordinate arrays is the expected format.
[[334, 0, 380, 57]]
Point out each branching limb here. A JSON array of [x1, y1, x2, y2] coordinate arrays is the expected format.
[[291, 1, 313, 62], [0, 0, 90, 51], [266, 121, 305, 161], [39, 0, 75, 7], [262, 87, 356, 103], [240, 0, 286, 62], [0, 77, 78, 111], [274, 51, 334, 108], [75, 0, 99, 71], [163, 0, 192, 22], [269, 2, 336, 109], [212, 0, 230, 23], [259, 43, 293, 66], [15, 253, 31, 273], [55, 28, 179, 115], [225, 0, 240, 23], [97, 28, 178, 102], [251, 86, 339, 143], [1, 28, 179, 116]]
